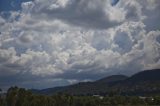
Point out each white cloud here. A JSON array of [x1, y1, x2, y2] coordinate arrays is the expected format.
[[0, 0, 160, 89]]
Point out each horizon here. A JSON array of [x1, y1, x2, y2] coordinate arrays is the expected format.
[[1, 68, 160, 91], [0, 0, 160, 91]]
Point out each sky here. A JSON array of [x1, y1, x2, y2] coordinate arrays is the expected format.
[[0, 0, 160, 90]]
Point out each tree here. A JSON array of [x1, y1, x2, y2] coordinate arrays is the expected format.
[[0, 88, 3, 105], [6, 86, 19, 106]]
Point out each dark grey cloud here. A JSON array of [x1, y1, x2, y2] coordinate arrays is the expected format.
[[30, 0, 124, 29], [139, 0, 160, 31]]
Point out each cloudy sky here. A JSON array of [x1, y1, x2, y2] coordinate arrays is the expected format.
[[0, 0, 160, 90]]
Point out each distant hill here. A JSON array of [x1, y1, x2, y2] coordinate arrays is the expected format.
[[115, 69, 160, 96], [126, 69, 160, 82], [31, 69, 160, 96], [31, 75, 128, 95], [95, 75, 128, 83]]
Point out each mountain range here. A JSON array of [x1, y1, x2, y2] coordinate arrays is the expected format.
[[31, 69, 160, 96]]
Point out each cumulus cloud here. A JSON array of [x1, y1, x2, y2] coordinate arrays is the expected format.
[[0, 0, 160, 90], [25, 0, 127, 29]]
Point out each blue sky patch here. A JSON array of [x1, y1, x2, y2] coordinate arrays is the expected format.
[[0, 0, 32, 12], [111, 0, 120, 6]]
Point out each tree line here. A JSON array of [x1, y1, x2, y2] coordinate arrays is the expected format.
[[0, 86, 160, 106]]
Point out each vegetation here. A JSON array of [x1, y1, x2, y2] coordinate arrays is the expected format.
[[0, 86, 160, 106]]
